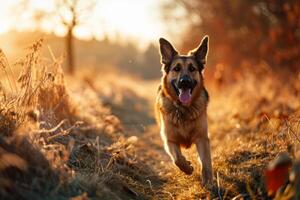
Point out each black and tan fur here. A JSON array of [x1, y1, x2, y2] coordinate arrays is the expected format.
[[155, 36, 213, 184]]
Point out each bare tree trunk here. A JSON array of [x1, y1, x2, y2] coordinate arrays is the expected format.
[[66, 28, 74, 74]]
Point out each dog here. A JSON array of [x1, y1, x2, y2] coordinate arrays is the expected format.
[[155, 36, 213, 184]]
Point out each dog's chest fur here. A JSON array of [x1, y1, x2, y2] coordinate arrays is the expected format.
[[163, 101, 203, 125], [157, 88, 208, 147]]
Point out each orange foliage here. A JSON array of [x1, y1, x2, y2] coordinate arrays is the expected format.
[[168, 0, 300, 81]]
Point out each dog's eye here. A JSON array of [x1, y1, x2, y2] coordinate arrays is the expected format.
[[189, 64, 196, 72], [173, 65, 181, 72]]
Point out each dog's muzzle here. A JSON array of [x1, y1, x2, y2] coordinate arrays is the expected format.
[[172, 75, 197, 105], [178, 75, 194, 89]]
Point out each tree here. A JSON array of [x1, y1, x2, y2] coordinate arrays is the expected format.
[[17, 0, 95, 74], [56, 0, 95, 74]]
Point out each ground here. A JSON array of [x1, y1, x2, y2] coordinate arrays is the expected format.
[[74, 70, 299, 199], [0, 44, 299, 199]]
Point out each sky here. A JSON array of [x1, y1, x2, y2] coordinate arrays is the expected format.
[[0, 0, 172, 48]]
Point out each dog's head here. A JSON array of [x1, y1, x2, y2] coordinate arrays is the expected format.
[[159, 36, 209, 106]]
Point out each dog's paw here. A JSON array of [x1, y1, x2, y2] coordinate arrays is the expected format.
[[183, 163, 194, 175], [175, 159, 194, 175]]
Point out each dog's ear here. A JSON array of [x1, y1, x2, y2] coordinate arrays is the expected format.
[[193, 35, 209, 66], [159, 38, 178, 66]]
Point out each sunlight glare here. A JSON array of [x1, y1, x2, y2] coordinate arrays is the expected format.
[[0, 0, 165, 47], [94, 0, 163, 44]]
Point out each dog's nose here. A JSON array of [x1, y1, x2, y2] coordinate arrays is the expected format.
[[178, 75, 193, 89]]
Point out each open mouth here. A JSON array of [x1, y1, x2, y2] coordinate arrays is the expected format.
[[178, 88, 192, 104], [172, 80, 196, 104]]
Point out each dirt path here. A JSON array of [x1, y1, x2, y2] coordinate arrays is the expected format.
[[103, 79, 224, 199]]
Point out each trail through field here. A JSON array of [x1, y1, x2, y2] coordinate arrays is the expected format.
[[101, 78, 206, 199], [1, 40, 299, 200]]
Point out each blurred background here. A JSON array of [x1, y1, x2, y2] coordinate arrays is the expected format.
[[0, 0, 299, 81]]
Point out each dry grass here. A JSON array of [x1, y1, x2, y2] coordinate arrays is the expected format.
[[0, 40, 157, 200], [0, 40, 299, 200]]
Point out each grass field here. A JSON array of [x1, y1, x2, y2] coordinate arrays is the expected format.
[[0, 40, 299, 199]]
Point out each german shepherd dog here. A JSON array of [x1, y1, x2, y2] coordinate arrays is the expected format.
[[155, 36, 213, 184]]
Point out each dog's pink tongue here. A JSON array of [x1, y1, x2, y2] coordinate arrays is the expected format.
[[179, 89, 191, 104]]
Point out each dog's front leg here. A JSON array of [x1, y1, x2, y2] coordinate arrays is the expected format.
[[195, 137, 213, 184], [165, 141, 193, 175]]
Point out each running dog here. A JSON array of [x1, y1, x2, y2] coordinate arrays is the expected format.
[[155, 36, 213, 184]]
